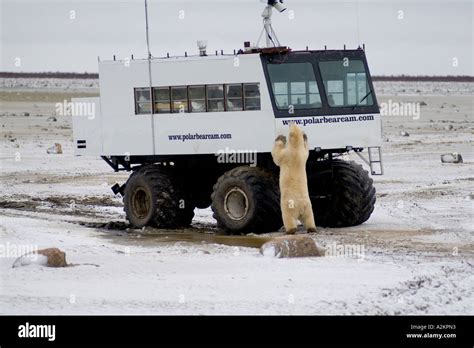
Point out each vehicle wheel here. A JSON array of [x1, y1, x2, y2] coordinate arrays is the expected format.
[[211, 166, 282, 234], [309, 160, 376, 227], [123, 165, 194, 228]]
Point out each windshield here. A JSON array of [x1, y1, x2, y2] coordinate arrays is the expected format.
[[267, 62, 322, 110], [319, 59, 373, 107]]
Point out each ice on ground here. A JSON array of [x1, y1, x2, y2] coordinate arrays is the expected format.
[[0, 79, 472, 314]]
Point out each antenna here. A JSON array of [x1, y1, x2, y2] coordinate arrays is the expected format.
[[144, 0, 156, 154], [257, 0, 287, 48], [145, 0, 152, 59]]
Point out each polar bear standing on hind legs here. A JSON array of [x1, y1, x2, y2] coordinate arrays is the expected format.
[[271, 123, 317, 234]]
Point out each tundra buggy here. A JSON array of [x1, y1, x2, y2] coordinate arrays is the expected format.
[[72, 0, 383, 233]]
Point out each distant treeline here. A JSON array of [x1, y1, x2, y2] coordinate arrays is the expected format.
[[0, 71, 473, 82], [372, 75, 474, 82], [0, 72, 99, 79]]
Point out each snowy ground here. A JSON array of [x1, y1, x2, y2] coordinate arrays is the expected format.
[[0, 79, 472, 314]]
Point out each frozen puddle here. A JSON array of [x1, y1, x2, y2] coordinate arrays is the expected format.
[[101, 227, 274, 249]]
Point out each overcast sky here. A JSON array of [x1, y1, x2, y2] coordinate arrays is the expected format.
[[1, 0, 473, 75]]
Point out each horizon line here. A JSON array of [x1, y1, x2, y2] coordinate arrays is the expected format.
[[1, 72, 473, 83]]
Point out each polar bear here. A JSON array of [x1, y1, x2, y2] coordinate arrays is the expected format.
[[271, 123, 317, 234]]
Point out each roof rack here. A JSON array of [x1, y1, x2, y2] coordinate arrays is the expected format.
[[242, 46, 291, 55]]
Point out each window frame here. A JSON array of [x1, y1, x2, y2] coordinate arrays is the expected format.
[[134, 87, 152, 115], [135, 82, 262, 115], [267, 62, 321, 111], [206, 84, 225, 112], [225, 83, 244, 112], [152, 86, 171, 114], [260, 50, 379, 118], [319, 60, 374, 108], [188, 85, 207, 113], [243, 83, 261, 111], [170, 86, 189, 113]]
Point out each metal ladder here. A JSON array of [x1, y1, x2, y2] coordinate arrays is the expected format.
[[355, 147, 384, 175]]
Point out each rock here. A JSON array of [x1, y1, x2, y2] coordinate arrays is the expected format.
[[444, 125, 454, 131], [47, 143, 62, 154], [0, 201, 30, 209], [12, 248, 68, 268], [441, 153, 463, 164], [39, 248, 68, 267], [260, 235, 324, 258], [47, 116, 57, 122], [399, 131, 409, 137]]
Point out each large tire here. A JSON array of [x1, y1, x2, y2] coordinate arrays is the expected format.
[[211, 166, 282, 234], [309, 160, 376, 227], [123, 165, 194, 228]]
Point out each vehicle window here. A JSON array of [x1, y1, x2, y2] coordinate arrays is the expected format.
[[171, 86, 188, 113], [207, 85, 225, 112], [243, 83, 261, 110], [189, 86, 206, 113], [267, 62, 321, 110], [135, 88, 151, 114], [226, 84, 243, 111], [153, 87, 170, 113], [136, 83, 262, 115], [319, 60, 373, 107]]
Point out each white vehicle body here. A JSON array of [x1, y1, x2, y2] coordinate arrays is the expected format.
[[72, 51, 382, 158]]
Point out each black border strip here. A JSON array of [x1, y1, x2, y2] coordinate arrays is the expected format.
[[0, 315, 471, 346]]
